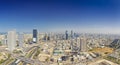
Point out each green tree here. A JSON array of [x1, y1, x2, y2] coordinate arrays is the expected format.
[[0, 41, 2, 46]]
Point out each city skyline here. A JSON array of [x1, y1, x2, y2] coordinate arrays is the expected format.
[[0, 0, 120, 34]]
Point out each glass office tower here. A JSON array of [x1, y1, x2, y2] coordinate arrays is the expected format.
[[33, 29, 37, 43]]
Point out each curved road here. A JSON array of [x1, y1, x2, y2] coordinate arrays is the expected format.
[[9, 46, 40, 65]]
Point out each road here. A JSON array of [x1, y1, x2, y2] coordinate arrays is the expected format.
[[88, 59, 118, 65], [22, 46, 39, 65], [10, 46, 41, 65]]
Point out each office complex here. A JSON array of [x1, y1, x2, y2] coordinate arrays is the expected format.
[[18, 33, 24, 48], [71, 30, 74, 39], [33, 29, 38, 43], [80, 38, 87, 52], [65, 30, 68, 40], [7, 31, 16, 51], [2, 34, 7, 45]]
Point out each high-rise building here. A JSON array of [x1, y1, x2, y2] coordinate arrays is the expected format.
[[70, 39, 74, 51], [18, 33, 24, 48], [44, 33, 47, 41], [2, 34, 7, 45], [47, 35, 50, 40], [5, 35, 7, 45], [65, 30, 68, 40], [76, 37, 80, 50], [33, 29, 38, 43], [7, 31, 16, 51], [71, 30, 74, 39], [80, 38, 87, 52]]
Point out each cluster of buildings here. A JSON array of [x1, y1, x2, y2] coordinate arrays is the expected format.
[[0, 29, 120, 65], [0, 29, 38, 52], [0, 29, 117, 53]]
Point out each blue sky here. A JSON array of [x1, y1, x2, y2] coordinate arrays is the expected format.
[[0, 0, 120, 33]]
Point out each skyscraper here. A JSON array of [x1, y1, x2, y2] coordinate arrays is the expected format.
[[2, 34, 7, 45], [65, 30, 68, 40], [71, 30, 74, 39], [33, 29, 38, 43], [18, 33, 24, 48], [7, 30, 16, 51], [44, 33, 47, 41], [80, 38, 87, 52]]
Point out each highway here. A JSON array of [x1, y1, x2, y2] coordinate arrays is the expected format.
[[22, 46, 38, 65], [2, 58, 15, 65], [8, 46, 39, 65]]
